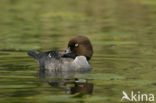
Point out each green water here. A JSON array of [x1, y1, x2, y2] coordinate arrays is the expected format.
[[0, 0, 156, 103]]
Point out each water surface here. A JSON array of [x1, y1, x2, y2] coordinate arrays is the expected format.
[[0, 0, 156, 103]]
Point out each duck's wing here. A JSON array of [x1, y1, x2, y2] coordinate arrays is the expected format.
[[62, 53, 77, 59], [28, 49, 77, 59], [28, 50, 62, 59], [61, 58, 74, 62]]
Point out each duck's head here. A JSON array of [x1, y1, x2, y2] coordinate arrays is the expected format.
[[64, 36, 93, 60]]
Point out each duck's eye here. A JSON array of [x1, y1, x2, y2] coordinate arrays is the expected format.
[[75, 43, 79, 47]]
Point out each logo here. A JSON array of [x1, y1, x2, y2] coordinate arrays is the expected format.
[[121, 91, 154, 102]]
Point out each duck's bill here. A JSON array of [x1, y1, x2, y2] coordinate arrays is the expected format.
[[64, 47, 71, 54], [61, 47, 77, 59], [60, 47, 72, 56]]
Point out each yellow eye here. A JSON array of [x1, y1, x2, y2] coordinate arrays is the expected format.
[[75, 43, 79, 47]]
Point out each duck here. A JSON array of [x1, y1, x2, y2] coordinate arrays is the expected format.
[[28, 36, 93, 72]]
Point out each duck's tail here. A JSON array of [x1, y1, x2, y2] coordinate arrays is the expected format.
[[27, 50, 40, 59]]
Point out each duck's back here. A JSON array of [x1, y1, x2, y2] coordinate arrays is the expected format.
[[28, 50, 92, 72]]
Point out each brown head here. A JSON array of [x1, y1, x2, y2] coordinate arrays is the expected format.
[[64, 36, 93, 60]]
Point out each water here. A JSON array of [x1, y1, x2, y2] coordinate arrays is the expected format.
[[0, 0, 156, 103]]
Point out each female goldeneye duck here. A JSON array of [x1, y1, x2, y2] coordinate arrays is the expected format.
[[28, 36, 93, 71]]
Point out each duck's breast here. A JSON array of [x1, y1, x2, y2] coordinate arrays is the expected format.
[[61, 56, 92, 71]]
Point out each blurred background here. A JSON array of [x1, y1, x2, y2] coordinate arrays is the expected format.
[[0, 0, 156, 103]]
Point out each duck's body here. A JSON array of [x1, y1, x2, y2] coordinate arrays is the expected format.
[[28, 36, 93, 72], [46, 56, 91, 72]]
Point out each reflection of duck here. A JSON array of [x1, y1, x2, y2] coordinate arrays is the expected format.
[[69, 78, 94, 95], [48, 78, 94, 95], [28, 36, 93, 71], [39, 69, 93, 95], [39, 69, 91, 78]]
